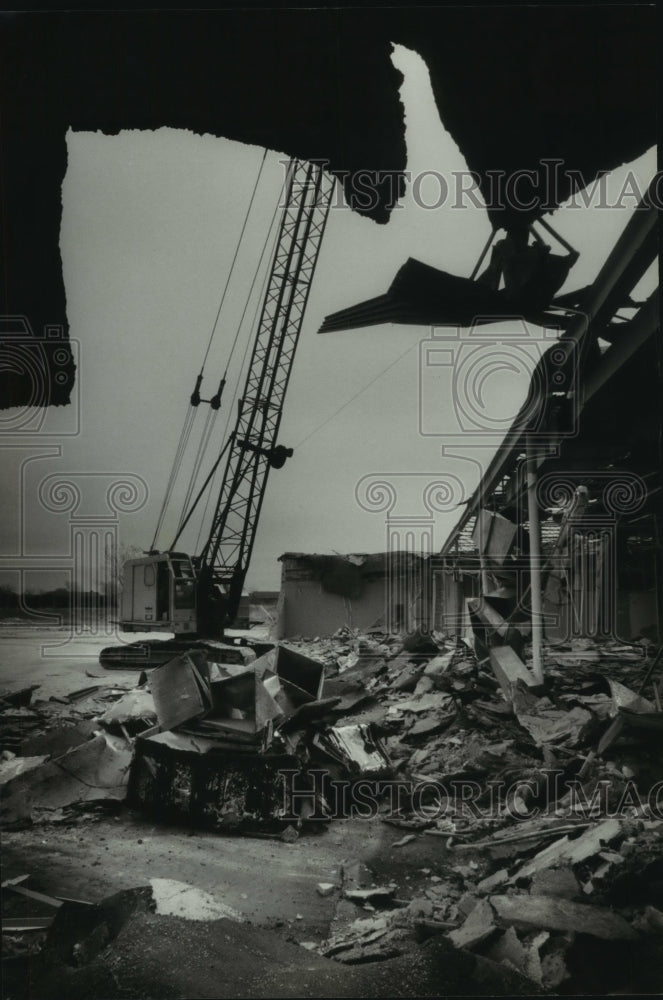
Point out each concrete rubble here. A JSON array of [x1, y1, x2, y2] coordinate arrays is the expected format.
[[2, 626, 663, 994]]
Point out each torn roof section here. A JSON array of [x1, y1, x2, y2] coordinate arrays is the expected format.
[[280, 553, 428, 597], [280, 552, 428, 572], [0, 7, 656, 410], [3, 8, 656, 224]]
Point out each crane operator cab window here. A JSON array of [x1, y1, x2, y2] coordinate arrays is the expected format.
[[170, 558, 196, 610], [157, 562, 169, 620]]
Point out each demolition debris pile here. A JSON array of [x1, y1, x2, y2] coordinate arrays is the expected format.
[[284, 626, 663, 991], [0, 637, 393, 833], [2, 627, 663, 993]]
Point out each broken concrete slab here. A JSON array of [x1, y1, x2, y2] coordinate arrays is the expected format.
[[529, 866, 581, 900], [476, 869, 509, 894], [402, 714, 456, 741], [608, 679, 656, 715], [456, 892, 481, 919], [447, 898, 498, 950], [150, 879, 243, 921], [396, 692, 453, 714], [488, 926, 552, 986], [389, 661, 425, 693], [511, 818, 624, 881], [490, 893, 637, 940], [485, 925, 530, 976], [490, 646, 537, 700]]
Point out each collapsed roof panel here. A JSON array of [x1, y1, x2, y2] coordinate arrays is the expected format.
[[319, 253, 578, 333], [0, 7, 656, 408]]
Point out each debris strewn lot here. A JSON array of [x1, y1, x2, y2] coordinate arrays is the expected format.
[[2, 628, 663, 996]]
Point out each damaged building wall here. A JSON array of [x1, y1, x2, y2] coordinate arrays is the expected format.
[[433, 558, 480, 640], [436, 188, 660, 655], [437, 498, 660, 649], [275, 552, 430, 639], [435, 503, 659, 647]]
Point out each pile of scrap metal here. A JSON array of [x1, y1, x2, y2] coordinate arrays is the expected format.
[[128, 642, 393, 831]]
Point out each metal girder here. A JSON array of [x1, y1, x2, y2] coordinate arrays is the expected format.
[[583, 289, 659, 403]]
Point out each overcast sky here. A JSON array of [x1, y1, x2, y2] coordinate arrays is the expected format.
[[2, 43, 656, 594]]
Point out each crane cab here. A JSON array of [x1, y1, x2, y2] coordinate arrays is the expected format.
[[120, 552, 197, 634]]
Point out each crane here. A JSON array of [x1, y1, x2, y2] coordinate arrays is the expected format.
[[100, 158, 334, 667]]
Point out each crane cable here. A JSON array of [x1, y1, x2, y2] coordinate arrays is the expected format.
[[151, 148, 269, 552], [199, 146, 269, 378], [183, 166, 290, 553], [176, 148, 272, 532], [176, 406, 215, 535], [193, 248, 274, 554], [150, 404, 196, 551]]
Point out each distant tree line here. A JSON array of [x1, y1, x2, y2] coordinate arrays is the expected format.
[[0, 586, 111, 609], [0, 543, 144, 612]]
